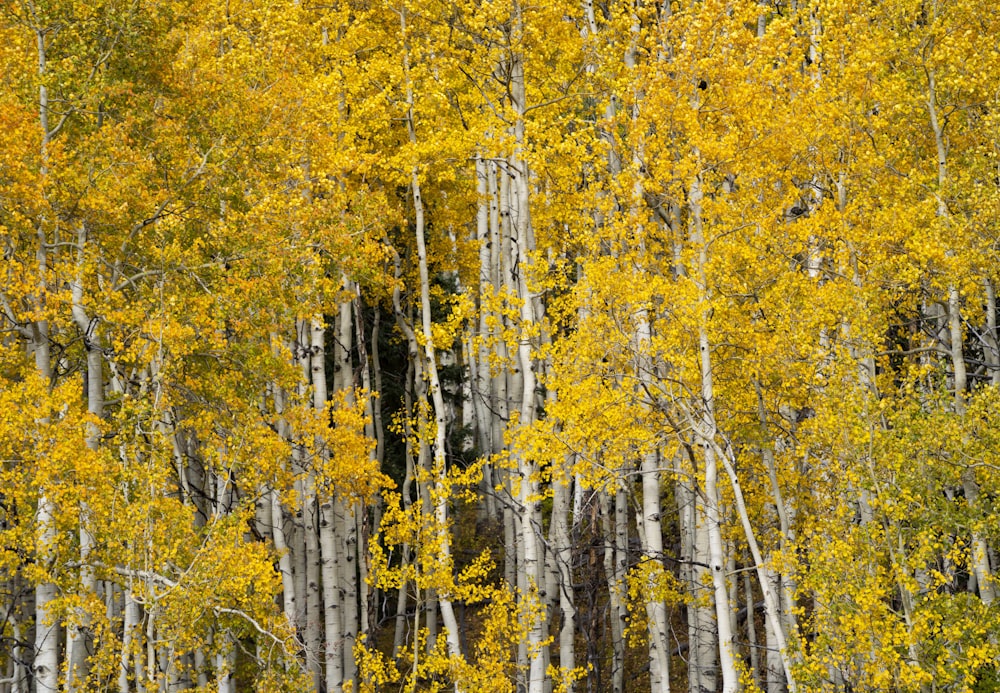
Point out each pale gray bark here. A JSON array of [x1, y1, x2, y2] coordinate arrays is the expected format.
[[320, 496, 344, 692], [689, 169, 738, 693], [473, 155, 499, 518], [310, 314, 346, 693], [33, 491, 59, 693], [711, 437, 799, 693], [505, 6, 548, 687], [985, 278, 1000, 386], [341, 499, 360, 682], [4, 581, 27, 693], [624, 9, 673, 682], [754, 382, 799, 689], [337, 295, 360, 683], [927, 62, 995, 606], [550, 461, 576, 686], [353, 293, 376, 640], [600, 490, 626, 693], [146, 610, 157, 693], [675, 462, 716, 693], [744, 570, 760, 692], [291, 465, 309, 639], [194, 648, 208, 690], [215, 642, 235, 693], [271, 377, 297, 624], [29, 21, 59, 693], [119, 586, 144, 693], [489, 159, 517, 596], [64, 224, 100, 691], [764, 568, 784, 693], [978, 277, 1000, 592], [391, 274, 420, 661], [401, 8, 463, 667], [638, 449, 672, 693], [294, 319, 320, 686], [301, 321, 324, 691], [726, 549, 739, 665]]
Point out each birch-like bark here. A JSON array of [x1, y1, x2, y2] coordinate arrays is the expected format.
[[598, 489, 626, 693], [66, 223, 102, 692], [215, 641, 235, 693], [336, 496, 359, 681], [119, 585, 144, 693], [950, 284, 995, 603], [675, 465, 711, 693], [319, 496, 344, 693], [291, 365, 310, 647], [687, 173, 800, 690], [985, 278, 1000, 386], [485, 160, 518, 594], [689, 169, 739, 693], [299, 318, 323, 691], [754, 380, 800, 689], [34, 487, 59, 693], [639, 442, 672, 693], [311, 315, 346, 693], [710, 436, 798, 692], [550, 457, 576, 684], [401, 7, 464, 666], [473, 155, 499, 518], [30, 21, 59, 693], [391, 351, 416, 659], [726, 548, 739, 666], [368, 309, 386, 638], [622, 5, 673, 683], [927, 63, 995, 605], [505, 4, 548, 689], [336, 293, 360, 684], [4, 575, 28, 693], [354, 291, 377, 639], [744, 568, 760, 692], [271, 376, 297, 625], [763, 567, 783, 693]]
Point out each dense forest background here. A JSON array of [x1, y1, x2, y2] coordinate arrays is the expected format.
[[2, 0, 999, 691]]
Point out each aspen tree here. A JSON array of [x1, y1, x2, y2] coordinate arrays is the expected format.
[[623, 5, 673, 688], [925, 30, 997, 609], [505, 3, 548, 686], [399, 3, 464, 666]]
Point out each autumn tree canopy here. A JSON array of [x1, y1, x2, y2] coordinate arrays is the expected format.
[[1, 0, 999, 691]]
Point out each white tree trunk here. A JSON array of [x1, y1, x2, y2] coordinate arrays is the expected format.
[[985, 278, 1000, 385], [600, 490, 626, 693], [336, 296, 360, 683], [764, 568, 784, 693], [690, 169, 739, 693], [550, 463, 575, 685], [303, 454, 324, 689], [320, 497, 344, 693], [31, 26, 60, 693], [640, 456, 672, 693], [928, 64, 996, 605], [506, 6, 548, 686], [34, 492, 59, 693], [401, 8, 463, 668], [341, 499, 360, 682]]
